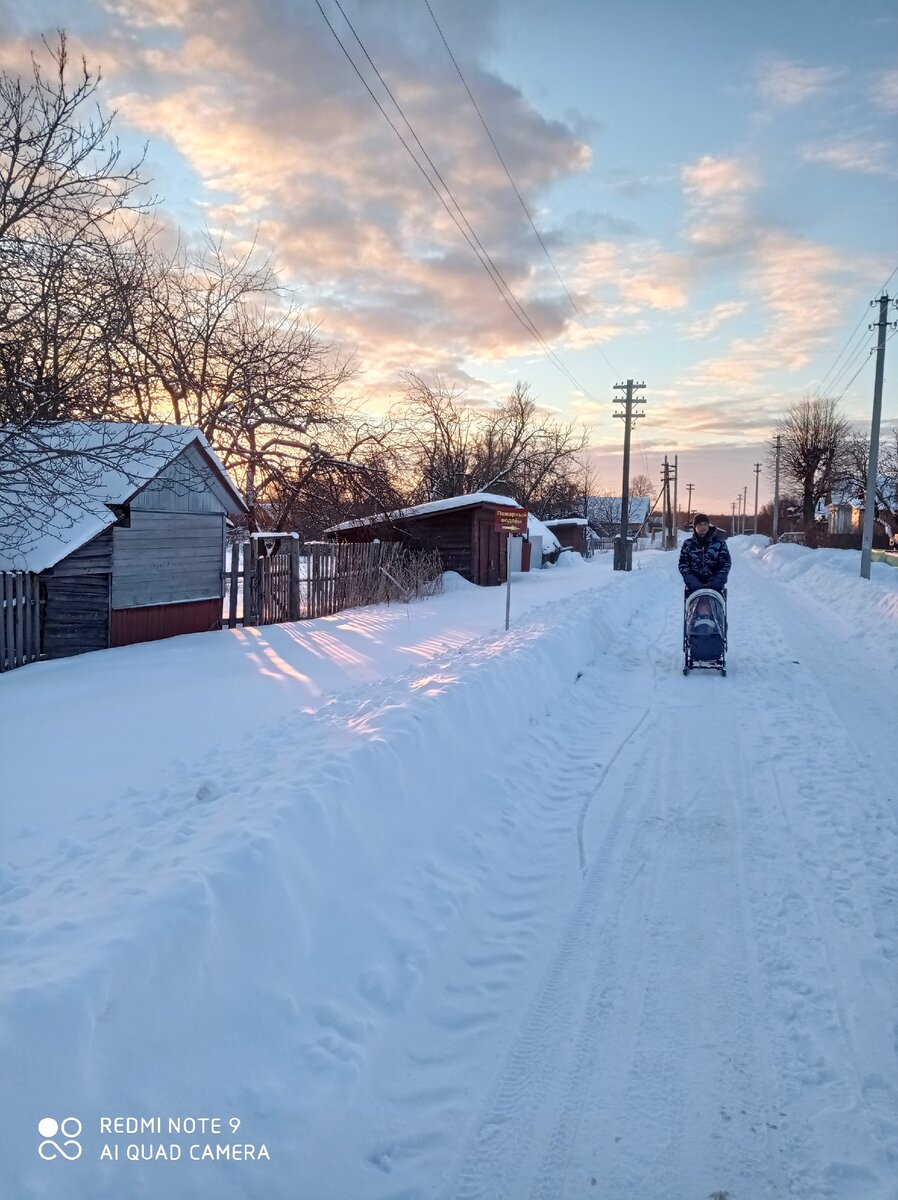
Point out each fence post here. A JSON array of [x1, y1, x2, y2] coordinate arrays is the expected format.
[[288, 541, 300, 621], [245, 539, 257, 626], [228, 546, 240, 629], [0, 575, 8, 670]]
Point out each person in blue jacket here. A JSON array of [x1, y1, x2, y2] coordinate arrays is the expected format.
[[678, 513, 731, 596]]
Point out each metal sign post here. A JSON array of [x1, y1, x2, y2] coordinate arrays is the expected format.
[[494, 507, 529, 630], [505, 532, 512, 630]]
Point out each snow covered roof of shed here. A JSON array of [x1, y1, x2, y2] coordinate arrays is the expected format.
[[325, 492, 523, 534], [0, 422, 247, 573], [543, 517, 589, 527], [527, 514, 561, 551]]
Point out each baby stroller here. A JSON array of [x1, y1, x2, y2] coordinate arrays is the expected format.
[[683, 588, 727, 676]]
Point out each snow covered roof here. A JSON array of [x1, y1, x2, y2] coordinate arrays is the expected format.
[[0, 422, 246, 573], [325, 492, 523, 534], [543, 517, 589, 527], [527, 514, 561, 551]]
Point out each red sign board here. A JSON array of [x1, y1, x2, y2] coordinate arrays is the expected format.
[[494, 507, 528, 534]]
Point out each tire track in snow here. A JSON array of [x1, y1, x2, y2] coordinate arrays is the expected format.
[[439, 720, 667, 1200]]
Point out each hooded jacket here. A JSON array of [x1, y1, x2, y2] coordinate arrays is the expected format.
[[678, 525, 731, 593]]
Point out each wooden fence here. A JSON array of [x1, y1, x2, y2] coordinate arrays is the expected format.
[[1, 571, 42, 672], [225, 539, 442, 628]]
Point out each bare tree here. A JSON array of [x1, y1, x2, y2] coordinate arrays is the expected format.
[[630, 473, 653, 499], [772, 395, 850, 541], [123, 235, 357, 529], [392, 371, 476, 501], [842, 427, 898, 539], [392, 375, 588, 514], [0, 32, 148, 243]]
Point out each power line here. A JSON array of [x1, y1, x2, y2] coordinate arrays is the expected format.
[[832, 344, 875, 403], [314, 0, 599, 401], [815, 264, 897, 397], [825, 328, 875, 395], [422, 0, 618, 378]]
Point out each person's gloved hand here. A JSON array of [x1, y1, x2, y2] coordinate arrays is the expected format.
[[684, 573, 702, 591], [707, 573, 726, 592]]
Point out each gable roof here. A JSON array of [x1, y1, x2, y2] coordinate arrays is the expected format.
[[0, 422, 247, 572], [325, 492, 522, 534]]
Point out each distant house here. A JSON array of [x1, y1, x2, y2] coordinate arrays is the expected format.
[[543, 517, 589, 556], [325, 492, 527, 586], [829, 478, 897, 535], [586, 496, 651, 537], [0, 423, 247, 658]]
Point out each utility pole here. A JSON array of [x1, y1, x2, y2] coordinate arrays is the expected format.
[[742, 486, 748, 535], [661, 458, 670, 548], [753, 463, 761, 535], [730, 501, 736, 536], [612, 379, 646, 571], [772, 433, 782, 542], [736, 492, 742, 536], [685, 482, 694, 525], [673, 455, 679, 543], [861, 294, 896, 579]]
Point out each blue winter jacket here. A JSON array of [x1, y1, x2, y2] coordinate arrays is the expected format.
[[678, 526, 731, 594]]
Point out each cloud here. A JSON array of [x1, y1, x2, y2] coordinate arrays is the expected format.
[[683, 233, 852, 393], [684, 301, 747, 339], [680, 155, 759, 251], [91, 0, 606, 396], [801, 137, 897, 178], [872, 68, 898, 113], [681, 156, 757, 201], [756, 55, 843, 106]]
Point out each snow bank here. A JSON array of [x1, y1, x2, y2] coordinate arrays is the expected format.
[[736, 540, 898, 671]]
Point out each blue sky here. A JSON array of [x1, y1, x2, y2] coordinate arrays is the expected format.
[[2, 0, 895, 510]]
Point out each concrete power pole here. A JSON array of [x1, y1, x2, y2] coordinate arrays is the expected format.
[[753, 463, 762, 535], [661, 458, 670, 548], [772, 434, 782, 542], [685, 482, 694, 525], [861, 294, 896, 580], [742, 486, 748, 535], [612, 379, 646, 571], [673, 455, 679, 543], [730, 501, 736, 536]]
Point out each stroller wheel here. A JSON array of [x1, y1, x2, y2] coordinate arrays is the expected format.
[[720, 668, 727, 677], [682, 667, 689, 675]]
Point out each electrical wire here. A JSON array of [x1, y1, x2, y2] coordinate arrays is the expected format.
[[815, 265, 896, 397], [314, 0, 599, 401], [422, 0, 618, 379]]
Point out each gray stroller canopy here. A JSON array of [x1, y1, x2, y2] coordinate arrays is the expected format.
[[685, 587, 726, 636]]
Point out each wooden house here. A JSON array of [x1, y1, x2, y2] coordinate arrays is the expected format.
[[543, 517, 589, 556], [0, 423, 247, 658], [325, 493, 525, 587]]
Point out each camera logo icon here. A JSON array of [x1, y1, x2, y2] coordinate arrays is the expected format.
[[38, 1117, 82, 1161]]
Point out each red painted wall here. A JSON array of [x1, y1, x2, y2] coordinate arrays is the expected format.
[[110, 598, 222, 647]]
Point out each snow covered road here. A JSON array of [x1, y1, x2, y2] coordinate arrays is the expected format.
[[2, 542, 896, 1199]]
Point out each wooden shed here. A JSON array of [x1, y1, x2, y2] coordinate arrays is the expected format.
[[0, 423, 247, 658], [325, 493, 524, 587], [543, 517, 589, 556]]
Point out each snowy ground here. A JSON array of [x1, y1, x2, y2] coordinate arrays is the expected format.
[[2, 540, 897, 1200]]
